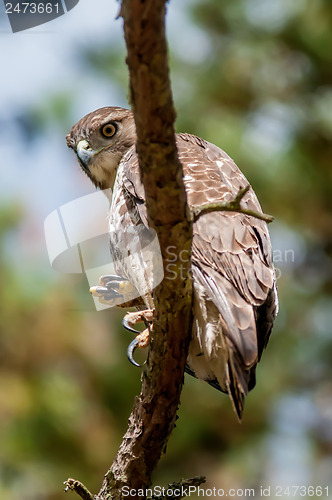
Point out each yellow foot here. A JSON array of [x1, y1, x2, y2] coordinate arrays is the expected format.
[[89, 274, 136, 307]]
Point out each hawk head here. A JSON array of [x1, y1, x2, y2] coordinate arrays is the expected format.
[[66, 106, 136, 190]]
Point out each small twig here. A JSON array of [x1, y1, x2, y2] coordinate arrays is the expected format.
[[149, 476, 206, 500], [64, 478, 95, 500], [191, 185, 274, 224]]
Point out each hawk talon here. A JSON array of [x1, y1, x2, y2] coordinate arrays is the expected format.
[[90, 274, 137, 306], [104, 280, 126, 290], [127, 338, 142, 367], [123, 310, 153, 367], [95, 286, 109, 293], [90, 286, 122, 299], [122, 317, 140, 334], [99, 274, 129, 285], [126, 328, 150, 367], [104, 292, 123, 300]]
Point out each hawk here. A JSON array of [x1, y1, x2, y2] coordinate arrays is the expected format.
[[66, 106, 278, 419]]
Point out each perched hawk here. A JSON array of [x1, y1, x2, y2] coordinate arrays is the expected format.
[[66, 106, 278, 419]]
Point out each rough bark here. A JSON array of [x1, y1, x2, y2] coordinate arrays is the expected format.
[[98, 1, 193, 498]]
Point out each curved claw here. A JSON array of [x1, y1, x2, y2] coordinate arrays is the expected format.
[[96, 286, 120, 296], [99, 274, 129, 285], [91, 286, 122, 299], [104, 292, 123, 300], [122, 317, 140, 334], [127, 338, 142, 367], [104, 280, 124, 290]]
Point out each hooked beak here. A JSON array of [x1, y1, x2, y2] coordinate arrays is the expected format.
[[77, 140, 95, 172]]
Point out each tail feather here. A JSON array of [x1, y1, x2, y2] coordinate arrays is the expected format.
[[224, 345, 252, 421], [225, 360, 245, 421]]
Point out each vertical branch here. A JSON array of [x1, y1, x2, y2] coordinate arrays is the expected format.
[[96, 1, 193, 499], [65, 2, 192, 499]]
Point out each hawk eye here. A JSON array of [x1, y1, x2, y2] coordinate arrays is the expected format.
[[101, 122, 117, 138]]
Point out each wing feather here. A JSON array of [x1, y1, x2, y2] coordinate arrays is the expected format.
[[119, 132, 278, 417]]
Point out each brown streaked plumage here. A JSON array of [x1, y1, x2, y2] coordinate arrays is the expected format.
[[67, 106, 278, 419]]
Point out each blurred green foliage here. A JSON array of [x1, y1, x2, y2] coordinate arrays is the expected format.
[[1, 1, 332, 499]]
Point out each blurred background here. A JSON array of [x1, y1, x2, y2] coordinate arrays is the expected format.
[[1, 0, 332, 498]]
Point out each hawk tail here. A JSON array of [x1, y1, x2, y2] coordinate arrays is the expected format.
[[225, 346, 254, 421]]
